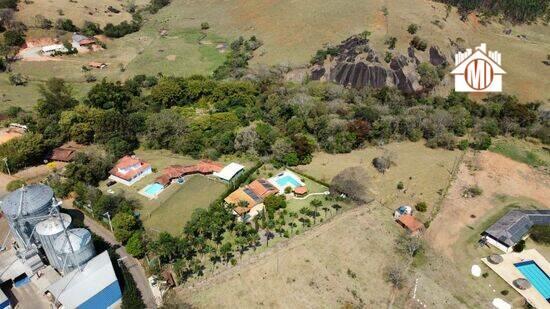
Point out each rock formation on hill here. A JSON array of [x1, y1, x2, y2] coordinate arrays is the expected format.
[[309, 35, 448, 94]]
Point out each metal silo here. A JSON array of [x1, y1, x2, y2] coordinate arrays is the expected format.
[[53, 228, 96, 273], [35, 213, 72, 271], [0, 184, 55, 248]]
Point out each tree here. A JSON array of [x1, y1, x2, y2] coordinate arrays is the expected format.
[[331, 166, 373, 203], [86, 79, 132, 110], [219, 242, 233, 264], [55, 18, 79, 32], [407, 23, 419, 34], [126, 232, 145, 258], [149, 77, 186, 108], [395, 234, 424, 258], [112, 212, 139, 243], [331, 203, 342, 213], [384, 36, 397, 49], [415, 202, 427, 212], [0, 133, 46, 173], [200, 22, 210, 30], [35, 78, 78, 118], [3, 30, 25, 46], [372, 156, 391, 173], [385, 265, 407, 289], [152, 232, 180, 262], [417, 62, 440, 89], [64, 153, 113, 186], [0, 0, 18, 9], [513, 239, 525, 252], [310, 199, 322, 224]]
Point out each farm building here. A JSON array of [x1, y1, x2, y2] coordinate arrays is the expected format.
[[109, 155, 152, 186], [48, 141, 84, 162], [397, 214, 425, 235], [481, 209, 550, 252], [155, 161, 223, 186], [47, 251, 122, 309], [213, 162, 245, 182], [394, 205, 413, 219], [72, 33, 95, 47], [41, 44, 68, 55]]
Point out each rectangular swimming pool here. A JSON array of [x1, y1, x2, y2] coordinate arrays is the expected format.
[[143, 183, 164, 197], [515, 260, 550, 301]]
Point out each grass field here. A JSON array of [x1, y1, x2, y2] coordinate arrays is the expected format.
[[15, 0, 149, 28], [3, 0, 549, 110], [490, 137, 550, 168], [142, 175, 227, 236], [295, 141, 463, 222]]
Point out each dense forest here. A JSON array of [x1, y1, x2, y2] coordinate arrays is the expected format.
[[437, 0, 549, 22]]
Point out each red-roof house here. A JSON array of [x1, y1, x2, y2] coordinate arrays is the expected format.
[[397, 215, 425, 235], [154, 160, 223, 186], [109, 155, 152, 186]]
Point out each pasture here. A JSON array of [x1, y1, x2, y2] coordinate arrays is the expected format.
[[15, 0, 149, 28], [295, 141, 463, 222], [489, 137, 550, 168], [3, 0, 549, 111]]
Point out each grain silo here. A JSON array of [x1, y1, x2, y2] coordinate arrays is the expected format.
[[0, 184, 56, 247], [53, 228, 96, 273], [35, 213, 72, 271]]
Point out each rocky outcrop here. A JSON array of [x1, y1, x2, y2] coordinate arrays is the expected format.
[[309, 35, 424, 94], [429, 45, 447, 66]]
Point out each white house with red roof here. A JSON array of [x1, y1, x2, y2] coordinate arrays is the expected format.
[[109, 155, 152, 186]]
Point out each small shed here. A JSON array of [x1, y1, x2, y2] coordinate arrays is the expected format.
[[397, 214, 425, 235]]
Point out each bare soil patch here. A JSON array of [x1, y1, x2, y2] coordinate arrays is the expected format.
[[426, 151, 550, 259]]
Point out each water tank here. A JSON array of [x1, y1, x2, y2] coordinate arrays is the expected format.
[[35, 213, 72, 271], [53, 228, 96, 273], [0, 184, 55, 247]]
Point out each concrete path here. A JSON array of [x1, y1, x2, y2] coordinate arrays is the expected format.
[[64, 200, 158, 308], [292, 191, 330, 200]]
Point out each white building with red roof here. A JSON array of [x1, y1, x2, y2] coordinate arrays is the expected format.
[[109, 155, 152, 186]]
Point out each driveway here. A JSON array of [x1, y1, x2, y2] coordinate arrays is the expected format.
[[64, 200, 158, 308]]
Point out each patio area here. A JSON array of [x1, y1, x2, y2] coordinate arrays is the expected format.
[[481, 249, 550, 308]]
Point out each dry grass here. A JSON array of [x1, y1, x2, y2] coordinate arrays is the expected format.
[[4, 0, 549, 110], [15, 0, 149, 28], [295, 141, 463, 221]]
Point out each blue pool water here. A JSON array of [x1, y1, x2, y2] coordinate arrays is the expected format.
[[143, 183, 164, 196], [515, 260, 550, 301], [275, 175, 301, 188]]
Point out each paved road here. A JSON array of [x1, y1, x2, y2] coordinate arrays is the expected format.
[[64, 201, 157, 308]]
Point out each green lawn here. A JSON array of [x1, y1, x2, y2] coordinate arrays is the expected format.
[[142, 175, 227, 236], [490, 137, 549, 168]]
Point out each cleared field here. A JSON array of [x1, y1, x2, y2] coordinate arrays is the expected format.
[[15, 0, 149, 27], [425, 150, 550, 307], [142, 175, 227, 236], [295, 141, 463, 221]]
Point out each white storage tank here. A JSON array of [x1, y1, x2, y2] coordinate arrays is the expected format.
[[0, 184, 55, 247], [35, 213, 72, 271], [53, 228, 96, 273]]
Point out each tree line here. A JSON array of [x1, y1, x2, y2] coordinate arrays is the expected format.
[[437, 0, 549, 22]]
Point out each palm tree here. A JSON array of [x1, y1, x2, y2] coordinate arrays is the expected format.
[[310, 199, 322, 224], [331, 203, 342, 214], [322, 206, 330, 218], [288, 221, 297, 235]]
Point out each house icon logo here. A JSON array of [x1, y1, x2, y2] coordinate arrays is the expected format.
[[451, 43, 505, 92]]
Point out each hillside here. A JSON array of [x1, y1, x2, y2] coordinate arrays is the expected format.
[[1, 0, 549, 108]]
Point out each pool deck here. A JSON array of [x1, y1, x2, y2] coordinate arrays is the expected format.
[[481, 249, 550, 308]]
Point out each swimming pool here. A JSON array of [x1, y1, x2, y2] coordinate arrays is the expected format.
[[515, 260, 550, 301], [142, 183, 164, 197], [275, 175, 302, 188]]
